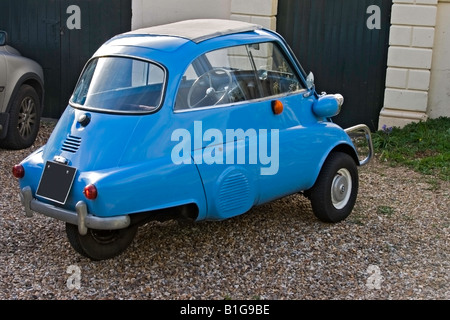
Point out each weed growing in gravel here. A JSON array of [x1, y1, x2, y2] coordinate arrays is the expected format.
[[377, 205, 395, 217], [373, 117, 450, 181]]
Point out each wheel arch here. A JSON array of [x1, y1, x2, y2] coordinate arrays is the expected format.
[[0, 74, 44, 146], [6, 72, 44, 114], [304, 142, 359, 198], [329, 143, 360, 167]]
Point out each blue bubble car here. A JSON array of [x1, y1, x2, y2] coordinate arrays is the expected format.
[[13, 19, 373, 260]]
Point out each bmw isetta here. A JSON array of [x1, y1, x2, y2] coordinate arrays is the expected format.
[[13, 19, 373, 260]]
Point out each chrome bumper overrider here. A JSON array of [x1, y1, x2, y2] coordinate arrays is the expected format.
[[19, 186, 131, 236], [344, 124, 374, 166]]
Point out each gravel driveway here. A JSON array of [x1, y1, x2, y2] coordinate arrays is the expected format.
[[0, 121, 448, 300]]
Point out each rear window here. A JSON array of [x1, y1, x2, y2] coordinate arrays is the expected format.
[[70, 56, 165, 113]]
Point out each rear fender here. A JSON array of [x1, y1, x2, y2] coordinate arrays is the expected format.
[[77, 159, 207, 220]]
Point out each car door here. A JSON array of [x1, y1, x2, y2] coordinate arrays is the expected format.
[[173, 41, 317, 220], [247, 42, 328, 204]]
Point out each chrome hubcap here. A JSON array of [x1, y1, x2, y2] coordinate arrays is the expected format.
[[331, 168, 352, 210]]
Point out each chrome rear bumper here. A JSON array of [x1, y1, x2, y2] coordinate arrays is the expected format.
[[19, 186, 131, 235]]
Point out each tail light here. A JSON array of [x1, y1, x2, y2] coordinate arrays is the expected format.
[[12, 164, 25, 179], [83, 184, 98, 200]]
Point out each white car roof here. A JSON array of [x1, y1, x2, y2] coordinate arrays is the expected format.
[[126, 19, 262, 44]]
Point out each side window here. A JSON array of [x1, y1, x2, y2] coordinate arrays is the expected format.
[[174, 42, 304, 111], [175, 44, 259, 110], [249, 42, 304, 97]]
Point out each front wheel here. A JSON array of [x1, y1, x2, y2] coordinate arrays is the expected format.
[[65, 223, 138, 261], [309, 152, 359, 223]]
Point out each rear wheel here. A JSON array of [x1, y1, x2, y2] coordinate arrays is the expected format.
[[0, 84, 41, 150], [65, 223, 138, 261], [309, 152, 359, 223]]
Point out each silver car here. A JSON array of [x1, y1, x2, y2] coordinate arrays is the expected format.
[[0, 31, 44, 150]]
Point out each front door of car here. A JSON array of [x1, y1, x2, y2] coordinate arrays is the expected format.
[[173, 41, 318, 220]]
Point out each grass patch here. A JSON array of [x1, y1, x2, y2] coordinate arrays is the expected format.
[[372, 117, 450, 181], [377, 205, 395, 216]]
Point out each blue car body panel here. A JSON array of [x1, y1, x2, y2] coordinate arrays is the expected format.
[[17, 21, 360, 223]]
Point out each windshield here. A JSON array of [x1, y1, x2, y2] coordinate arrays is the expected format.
[[70, 56, 165, 113]]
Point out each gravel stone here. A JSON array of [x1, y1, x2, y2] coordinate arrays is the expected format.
[[0, 121, 448, 300]]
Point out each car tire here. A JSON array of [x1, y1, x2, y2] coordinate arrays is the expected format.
[[65, 223, 138, 261], [0, 84, 41, 150], [309, 152, 359, 223]]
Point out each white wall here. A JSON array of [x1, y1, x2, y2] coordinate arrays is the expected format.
[[427, 1, 450, 119], [377, 0, 450, 129], [132, 0, 231, 29], [378, 0, 438, 129], [230, 0, 278, 30]]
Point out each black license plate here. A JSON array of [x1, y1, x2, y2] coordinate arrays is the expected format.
[[36, 161, 77, 205]]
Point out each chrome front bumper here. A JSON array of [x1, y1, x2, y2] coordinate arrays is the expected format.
[[19, 186, 131, 235], [344, 124, 374, 166]]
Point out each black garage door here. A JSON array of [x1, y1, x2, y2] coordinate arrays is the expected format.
[[277, 0, 392, 131], [0, 0, 132, 118]]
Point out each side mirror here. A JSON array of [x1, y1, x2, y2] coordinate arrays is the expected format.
[[0, 31, 7, 46], [306, 72, 315, 91]]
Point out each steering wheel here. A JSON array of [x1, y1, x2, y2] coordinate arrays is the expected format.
[[187, 68, 233, 109]]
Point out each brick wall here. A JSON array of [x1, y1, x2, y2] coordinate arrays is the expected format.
[[378, 0, 438, 129], [428, 0, 450, 119], [229, 0, 277, 30]]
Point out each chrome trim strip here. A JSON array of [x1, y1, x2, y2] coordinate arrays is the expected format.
[[174, 89, 308, 113]]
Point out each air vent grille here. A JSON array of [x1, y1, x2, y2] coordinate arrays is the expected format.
[[218, 172, 251, 214], [61, 135, 82, 153]]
